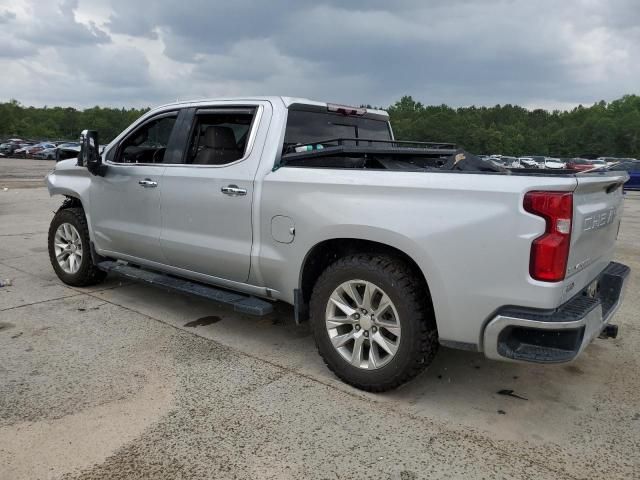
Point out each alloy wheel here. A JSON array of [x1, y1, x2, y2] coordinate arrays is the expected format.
[[325, 279, 401, 369], [54, 223, 83, 274]]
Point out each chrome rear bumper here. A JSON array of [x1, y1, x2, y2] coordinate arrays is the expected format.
[[483, 262, 630, 363]]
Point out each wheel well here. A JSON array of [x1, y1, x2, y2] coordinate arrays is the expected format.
[[58, 196, 83, 211], [56, 196, 107, 264], [299, 238, 432, 315]]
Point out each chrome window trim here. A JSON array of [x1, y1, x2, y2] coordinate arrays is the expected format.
[[104, 104, 263, 169]]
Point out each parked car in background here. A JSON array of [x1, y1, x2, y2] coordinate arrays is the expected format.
[[544, 157, 566, 169], [487, 155, 520, 168], [487, 156, 508, 167], [13, 143, 36, 158], [567, 158, 598, 172], [14, 142, 56, 158], [55, 142, 81, 162], [589, 159, 607, 168], [518, 156, 542, 168], [0, 139, 25, 155], [610, 160, 640, 191], [30, 142, 56, 158], [531, 156, 546, 167], [34, 146, 58, 160], [598, 157, 622, 167], [502, 156, 522, 168]]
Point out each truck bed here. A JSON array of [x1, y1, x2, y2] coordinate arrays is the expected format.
[[278, 138, 611, 176]]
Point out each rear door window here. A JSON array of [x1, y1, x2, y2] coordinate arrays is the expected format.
[[185, 108, 257, 165]]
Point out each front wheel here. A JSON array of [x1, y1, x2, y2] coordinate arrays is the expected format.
[[310, 254, 438, 392], [48, 207, 107, 287]]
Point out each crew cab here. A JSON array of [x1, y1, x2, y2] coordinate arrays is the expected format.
[[46, 97, 630, 391]]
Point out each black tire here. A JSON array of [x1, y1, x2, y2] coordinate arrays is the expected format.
[[48, 207, 107, 287], [310, 254, 438, 392]]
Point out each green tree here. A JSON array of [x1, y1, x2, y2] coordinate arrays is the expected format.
[[2, 95, 640, 158]]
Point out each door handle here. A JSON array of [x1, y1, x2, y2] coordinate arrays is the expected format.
[[138, 179, 158, 188], [221, 185, 247, 196]]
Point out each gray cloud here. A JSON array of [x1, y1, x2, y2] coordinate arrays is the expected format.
[[0, 8, 16, 23], [17, 0, 110, 47], [0, 0, 638, 109], [57, 44, 152, 88]]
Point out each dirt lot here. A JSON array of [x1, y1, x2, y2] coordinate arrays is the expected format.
[[1, 158, 639, 479]]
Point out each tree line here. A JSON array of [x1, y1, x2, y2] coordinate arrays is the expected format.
[[0, 99, 148, 145], [2, 95, 640, 157], [387, 94, 640, 157]]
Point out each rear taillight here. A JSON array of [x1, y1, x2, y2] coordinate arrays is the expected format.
[[523, 191, 573, 282]]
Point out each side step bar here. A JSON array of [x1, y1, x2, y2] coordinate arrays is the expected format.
[[97, 261, 273, 316]]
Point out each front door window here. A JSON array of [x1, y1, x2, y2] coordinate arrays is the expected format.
[[117, 114, 178, 164]]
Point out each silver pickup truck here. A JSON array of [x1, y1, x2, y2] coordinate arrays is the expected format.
[[46, 96, 630, 391]]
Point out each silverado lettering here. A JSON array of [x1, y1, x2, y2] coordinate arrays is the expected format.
[[584, 207, 617, 231]]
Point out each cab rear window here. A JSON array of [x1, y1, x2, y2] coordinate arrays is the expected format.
[[284, 110, 391, 148]]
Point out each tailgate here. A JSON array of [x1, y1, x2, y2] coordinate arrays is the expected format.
[[566, 172, 628, 281]]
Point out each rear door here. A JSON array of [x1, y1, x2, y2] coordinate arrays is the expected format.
[[159, 102, 269, 283], [91, 110, 187, 262]]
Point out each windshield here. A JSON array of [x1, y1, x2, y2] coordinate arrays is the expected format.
[[284, 109, 391, 147]]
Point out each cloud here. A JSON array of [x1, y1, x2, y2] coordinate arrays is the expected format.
[[0, 0, 638, 109], [15, 0, 110, 47], [0, 8, 15, 23]]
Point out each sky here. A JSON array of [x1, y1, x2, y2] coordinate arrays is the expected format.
[[0, 0, 639, 110]]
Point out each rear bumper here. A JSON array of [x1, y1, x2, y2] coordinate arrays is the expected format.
[[483, 261, 630, 363]]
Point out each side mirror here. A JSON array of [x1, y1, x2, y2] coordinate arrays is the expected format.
[[80, 129, 104, 175]]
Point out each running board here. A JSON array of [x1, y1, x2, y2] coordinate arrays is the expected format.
[[97, 261, 273, 316]]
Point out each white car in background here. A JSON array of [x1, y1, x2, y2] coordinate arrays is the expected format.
[[488, 156, 522, 168], [518, 157, 537, 168], [544, 157, 566, 169], [519, 156, 545, 168], [589, 159, 607, 168], [598, 157, 621, 167], [501, 156, 522, 168]]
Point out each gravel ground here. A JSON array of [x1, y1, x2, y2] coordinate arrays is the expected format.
[[1, 158, 639, 479]]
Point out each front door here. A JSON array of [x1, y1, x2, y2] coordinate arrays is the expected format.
[[159, 105, 266, 283], [90, 111, 183, 263]]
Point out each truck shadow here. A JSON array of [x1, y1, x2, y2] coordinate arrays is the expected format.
[[228, 299, 624, 445], [93, 280, 628, 445]]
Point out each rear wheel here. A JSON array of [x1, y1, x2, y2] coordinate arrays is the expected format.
[[48, 207, 107, 287], [310, 254, 438, 392]]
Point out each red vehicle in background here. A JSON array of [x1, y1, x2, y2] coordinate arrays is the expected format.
[[14, 142, 56, 158], [566, 158, 600, 172]]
